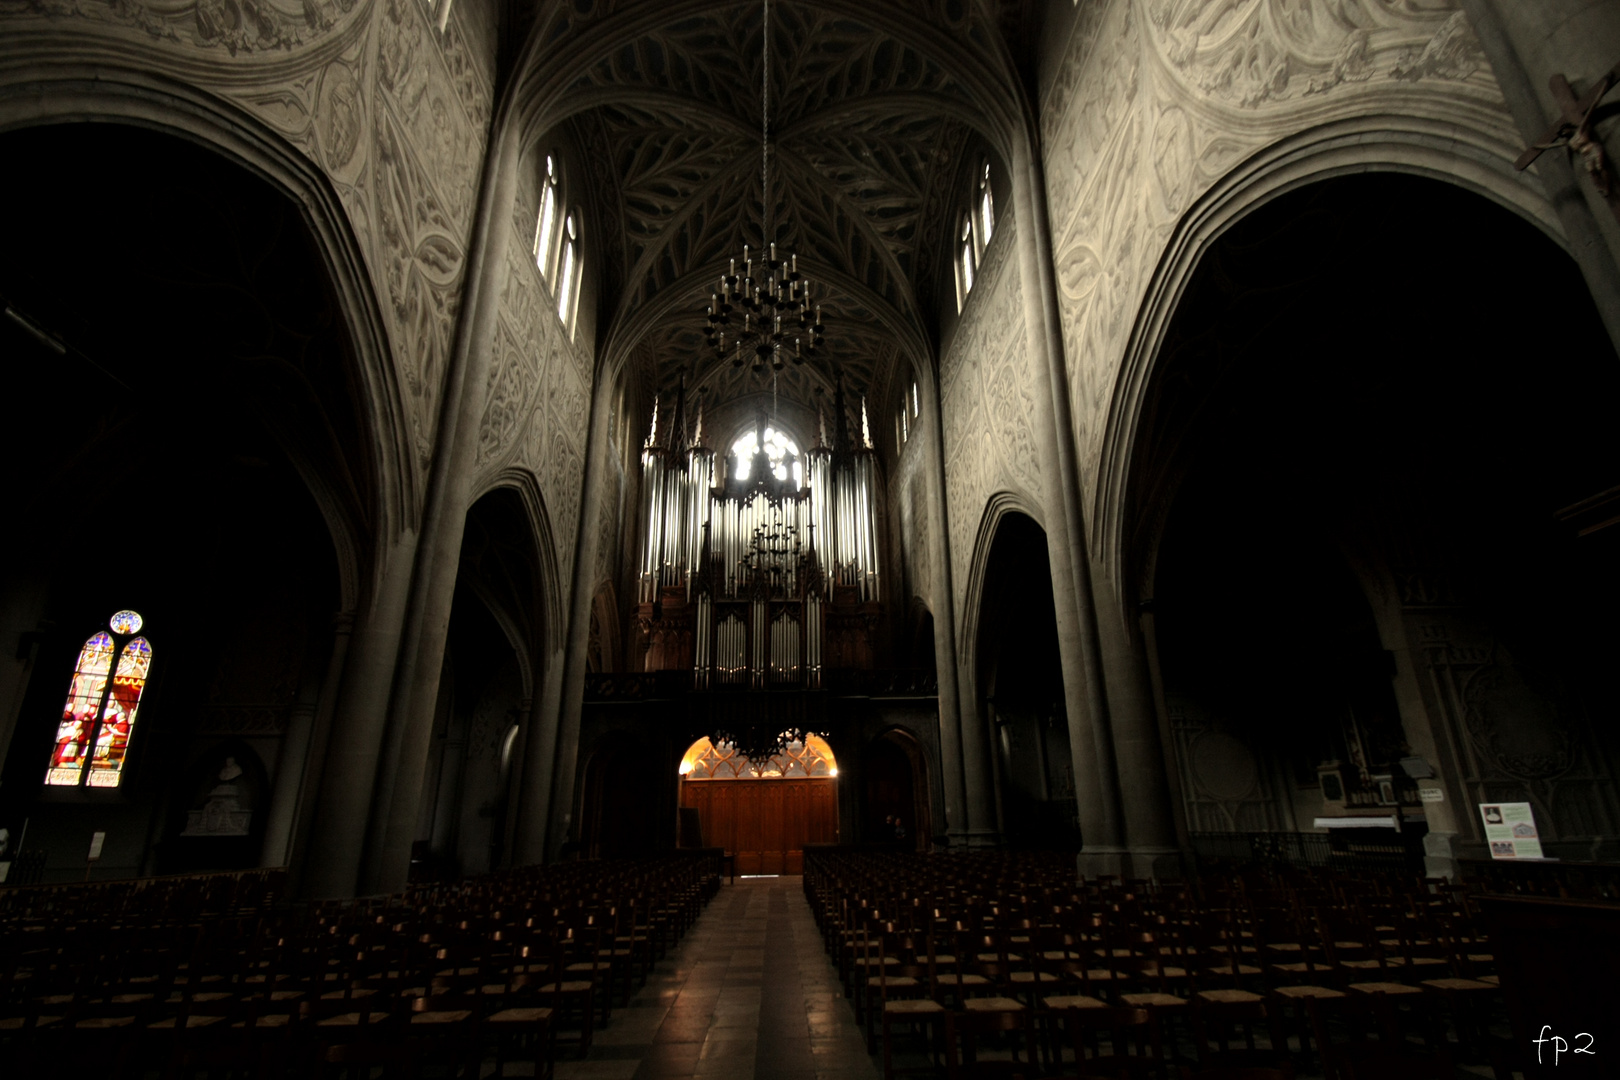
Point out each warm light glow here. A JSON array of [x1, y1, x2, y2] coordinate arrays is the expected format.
[[731, 426, 800, 484], [679, 734, 837, 779]]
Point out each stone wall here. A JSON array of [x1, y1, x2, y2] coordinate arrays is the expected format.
[[937, 209, 1047, 617], [1036, 0, 1516, 537], [474, 141, 596, 591]]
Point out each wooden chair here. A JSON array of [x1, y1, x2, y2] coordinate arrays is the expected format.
[[1055, 1004, 1165, 1080], [1192, 993, 1285, 1072], [943, 1003, 1034, 1080]]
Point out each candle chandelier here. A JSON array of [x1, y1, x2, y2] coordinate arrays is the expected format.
[[701, 0, 826, 374]]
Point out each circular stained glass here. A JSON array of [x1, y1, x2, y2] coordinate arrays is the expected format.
[[108, 610, 143, 635]]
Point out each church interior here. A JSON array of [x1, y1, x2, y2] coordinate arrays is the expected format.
[[1, 0, 1618, 1075]]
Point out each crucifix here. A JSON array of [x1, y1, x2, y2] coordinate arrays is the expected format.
[[1515, 60, 1620, 222]]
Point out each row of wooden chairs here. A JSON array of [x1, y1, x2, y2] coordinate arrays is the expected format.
[[805, 852, 1505, 1080], [0, 853, 722, 1078]]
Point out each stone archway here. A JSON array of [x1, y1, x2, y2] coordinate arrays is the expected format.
[[1125, 172, 1620, 869]]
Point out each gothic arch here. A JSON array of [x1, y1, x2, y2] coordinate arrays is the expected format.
[[0, 66, 413, 603], [471, 467, 567, 663], [957, 490, 1045, 671], [1094, 117, 1569, 601]]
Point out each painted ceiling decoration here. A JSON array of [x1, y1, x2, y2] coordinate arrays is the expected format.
[[504, 0, 1026, 427]]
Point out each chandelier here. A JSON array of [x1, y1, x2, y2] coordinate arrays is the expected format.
[[701, 0, 825, 374], [710, 727, 821, 770]]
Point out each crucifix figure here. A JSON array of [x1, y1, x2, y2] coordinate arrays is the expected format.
[[1515, 61, 1620, 222]]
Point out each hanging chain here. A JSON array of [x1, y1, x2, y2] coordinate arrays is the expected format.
[[761, 0, 771, 246]]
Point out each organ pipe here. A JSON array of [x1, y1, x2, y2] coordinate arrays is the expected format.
[[634, 380, 881, 683]]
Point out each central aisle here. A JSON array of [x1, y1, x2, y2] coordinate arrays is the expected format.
[[556, 877, 880, 1080]]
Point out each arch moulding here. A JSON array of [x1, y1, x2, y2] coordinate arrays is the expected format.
[[1092, 115, 1570, 610], [0, 65, 417, 571], [956, 488, 1046, 673]]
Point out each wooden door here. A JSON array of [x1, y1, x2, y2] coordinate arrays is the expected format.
[[680, 778, 836, 873]]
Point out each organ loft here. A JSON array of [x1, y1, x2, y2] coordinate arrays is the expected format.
[[1, 0, 1619, 1070]]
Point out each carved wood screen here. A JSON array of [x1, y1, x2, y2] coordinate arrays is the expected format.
[[680, 778, 836, 874]]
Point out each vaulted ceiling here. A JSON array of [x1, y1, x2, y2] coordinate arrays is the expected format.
[[509, 0, 1040, 435]]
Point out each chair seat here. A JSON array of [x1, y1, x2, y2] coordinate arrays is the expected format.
[[1081, 969, 1120, 981], [976, 952, 1024, 962], [1120, 992, 1186, 1008], [1478, 975, 1500, 986], [856, 956, 901, 966], [963, 997, 1024, 1012], [1264, 943, 1306, 952], [0, 1016, 63, 1030], [1044, 995, 1108, 1009], [1204, 964, 1261, 976], [1340, 959, 1385, 970], [1145, 964, 1188, 978], [149, 1014, 228, 1029], [1197, 989, 1263, 1004], [1348, 982, 1422, 996], [412, 1009, 472, 1024], [885, 999, 945, 1014], [490, 1006, 553, 1024], [536, 981, 593, 993], [1272, 985, 1344, 999], [868, 976, 919, 988], [77, 1016, 138, 1028], [1466, 954, 1495, 963], [566, 962, 614, 972], [1008, 971, 1060, 983], [316, 1013, 370, 1026], [935, 974, 989, 986], [1421, 977, 1495, 992]]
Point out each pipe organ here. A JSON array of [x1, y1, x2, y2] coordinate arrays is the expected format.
[[636, 381, 881, 686]]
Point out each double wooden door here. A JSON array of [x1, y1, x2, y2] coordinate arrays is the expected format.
[[680, 778, 836, 874]]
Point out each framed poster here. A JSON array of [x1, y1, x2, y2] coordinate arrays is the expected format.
[[1479, 802, 1544, 859]]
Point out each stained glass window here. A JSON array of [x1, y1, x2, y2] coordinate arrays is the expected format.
[[45, 613, 152, 789], [679, 735, 837, 779]]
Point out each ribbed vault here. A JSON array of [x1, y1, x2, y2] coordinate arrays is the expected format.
[[507, 0, 1029, 419]]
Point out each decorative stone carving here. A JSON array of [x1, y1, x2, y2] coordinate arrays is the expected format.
[[5, 0, 362, 55], [1039, 0, 1512, 521]]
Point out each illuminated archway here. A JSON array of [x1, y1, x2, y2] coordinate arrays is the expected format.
[[678, 735, 837, 779], [677, 735, 838, 873]]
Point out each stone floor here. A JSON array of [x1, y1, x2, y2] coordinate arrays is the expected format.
[[555, 877, 879, 1080], [552, 878, 1505, 1080]]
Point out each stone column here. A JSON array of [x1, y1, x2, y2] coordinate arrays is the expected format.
[[1459, 0, 1620, 347], [544, 363, 615, 858], [359, 127, 523, 896], [1090, 576, 1179, 877], [1136, 604, 1192, 853], [917, 371, 974, 846], [1010, 129, 1125, 873], [511, 646, 566, 864], [301, 557, 414, 898]]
